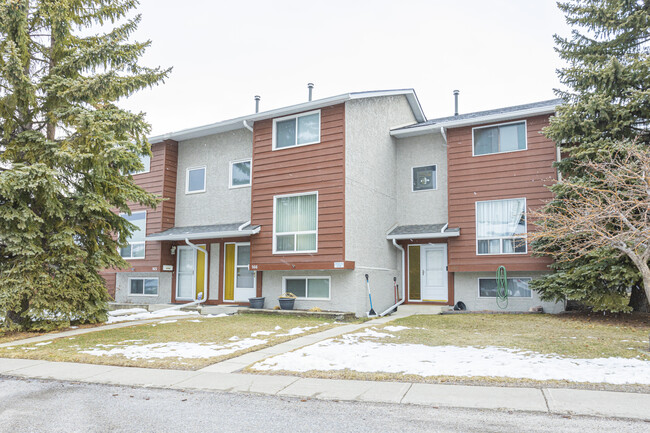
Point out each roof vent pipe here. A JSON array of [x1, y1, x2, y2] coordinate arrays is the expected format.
[[254, 95, 260, 113], [453, 90, 459, 116], [308, 83, 314, 101]]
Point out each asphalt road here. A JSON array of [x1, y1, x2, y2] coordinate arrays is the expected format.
[[0, 376, 648, 433]]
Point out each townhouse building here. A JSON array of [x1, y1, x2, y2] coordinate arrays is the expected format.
[[101, 89, 564, 316]]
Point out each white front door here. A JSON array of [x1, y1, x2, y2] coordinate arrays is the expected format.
[[176, 246, 196, 300], [421, 244, 448, 302]]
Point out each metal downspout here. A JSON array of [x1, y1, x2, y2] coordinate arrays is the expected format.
[[184, 238, 208, 304], [380, 239, 407, 316]]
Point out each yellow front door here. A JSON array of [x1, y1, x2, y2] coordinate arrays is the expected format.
[[224, 244, 235, 301], [195, 245, 206, 300]]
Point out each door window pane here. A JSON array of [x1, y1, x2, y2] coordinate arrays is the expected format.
[[237, 245, 250, 266], [236, 268, 255, 288]]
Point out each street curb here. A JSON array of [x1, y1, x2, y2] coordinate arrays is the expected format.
[[1, 358, 649, 421]]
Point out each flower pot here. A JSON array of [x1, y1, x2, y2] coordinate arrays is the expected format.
[[249, 297, 265, 309], [278, 298, 295, 310]]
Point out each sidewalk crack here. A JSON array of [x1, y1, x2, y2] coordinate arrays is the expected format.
[[541, 388, 551, 413], [399, 383, 414, 404]]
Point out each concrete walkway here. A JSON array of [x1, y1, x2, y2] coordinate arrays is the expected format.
[[1, 357, 648, 421]]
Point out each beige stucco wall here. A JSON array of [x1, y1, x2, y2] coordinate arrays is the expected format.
[[175, 129, 253, 227], [394, 133, 448, 225], [344, 95, 417, 314]]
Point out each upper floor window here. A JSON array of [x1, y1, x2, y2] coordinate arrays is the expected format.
[[130, 154, 150, 175], [273, 110, 321, 150], [473, 121, 526, 156], [186, 166, 206, 194], [274, 192, 318, 253], [229, 159, 251, 188], [120, 211, 146, 259], [412, 165, 437, 191], [476, 198, 526, 255]]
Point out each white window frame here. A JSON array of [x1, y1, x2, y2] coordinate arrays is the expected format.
[[131, 154, 151, 175], [272, 191, 319, 254], [475, 197, 527, 256], [272, 109, 321, 151], [234, 242, 256, 290], [186, 166, 206, 194], [411, 164, 438, 192], [282, 276, 331, 300], [472, 120, 527, 157], [477, 277, 533, 299], [128, 277, 159, 296], [119, 210, 146, 260], [229, 158, 252, 189]]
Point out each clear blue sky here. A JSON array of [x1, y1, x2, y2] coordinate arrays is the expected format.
[[120, 0, 571, 136]]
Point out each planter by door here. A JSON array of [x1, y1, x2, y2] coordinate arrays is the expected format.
[[249, 297, 265, 309], [278, 298, 295, 310]]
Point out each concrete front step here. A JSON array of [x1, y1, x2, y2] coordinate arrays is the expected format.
[[396, 304, 445, 315], [241, 308, 357, 322]]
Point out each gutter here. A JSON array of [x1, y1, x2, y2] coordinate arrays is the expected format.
[[242, 120, 253, 133], [381, 239, 406, 316], [386, 231, 460, 241], [145, 226, 261, 242], [390, 104, 558, 138]]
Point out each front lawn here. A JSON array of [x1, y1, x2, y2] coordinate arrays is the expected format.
[[0, 314, 338, 370], [248, 313, 650, 390]]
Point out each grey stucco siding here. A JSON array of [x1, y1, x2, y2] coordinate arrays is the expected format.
[[394, 133, 448, 225], [261, 268, 399, 317], [114, 272, 172, 304], [453, 271, 564, 313], [175, 129, 253, 227], [344, 95, 418, 316]]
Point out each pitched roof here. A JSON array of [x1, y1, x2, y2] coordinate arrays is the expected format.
[[386, 224, 460, 240], [149, 89, 426, 144], [391, 98, 562, 138], [145, 222, 260, 241]]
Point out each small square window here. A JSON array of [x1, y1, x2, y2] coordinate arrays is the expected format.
[[412, 165, 437, 191], [186, 167, 206, 194], [230, 159, 251, 188]]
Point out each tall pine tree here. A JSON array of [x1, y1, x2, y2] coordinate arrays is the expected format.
[[532, 0, 650, 312], [0, 0, 169, 330]]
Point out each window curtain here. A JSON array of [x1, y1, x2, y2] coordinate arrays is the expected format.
[[276, 194, 317, 232], [476, 199, 525, 238]]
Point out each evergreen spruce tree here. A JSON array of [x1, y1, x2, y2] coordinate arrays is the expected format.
[[0, 0, 169, 330], [532, 0, 650, 312]]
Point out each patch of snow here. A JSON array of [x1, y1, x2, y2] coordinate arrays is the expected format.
[[229, 336, 240, 341], [106, 309, 200, 324], [277, 325, 321, 337], [274, 326, 282, 330], [158, 320, 178, 324], [34, 341, 52, 346], [188, 320, 202, 323], [108, 308, 148, 317], [383, 326, 410, 332], [250, 334, 650, 385], [70, 326, 78, 329], [22, 347, 37, 351], [251, 331, 275, 337], [79, 338, 267, 360], [204, 314, 230, 318]]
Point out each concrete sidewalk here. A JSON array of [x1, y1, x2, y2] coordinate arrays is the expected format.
[[1, 357, 648, 421]]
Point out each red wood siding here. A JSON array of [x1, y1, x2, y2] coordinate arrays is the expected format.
[[250, 104, 347, 270], [447, 115, 555, 272], [100, 139, 178, 295]]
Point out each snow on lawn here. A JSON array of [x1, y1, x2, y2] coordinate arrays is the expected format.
[[105, 309, 229, 324], [80, 338, 268, 360], [251, 328, 650, 385]]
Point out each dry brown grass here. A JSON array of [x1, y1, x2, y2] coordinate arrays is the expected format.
[[0, 313, 338, 370]]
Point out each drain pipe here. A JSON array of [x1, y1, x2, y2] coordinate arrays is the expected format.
[[184, 238, 208, 304], [243, 120, 253, 132], [380, 239, 406, 316]]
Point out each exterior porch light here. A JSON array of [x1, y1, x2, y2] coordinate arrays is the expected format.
[[170, 245, 176, 256]]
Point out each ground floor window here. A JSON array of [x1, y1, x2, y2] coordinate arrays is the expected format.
[[478, 277, 532, 298], [129, 278, 158, 296], [282, 276, 330, 299]]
